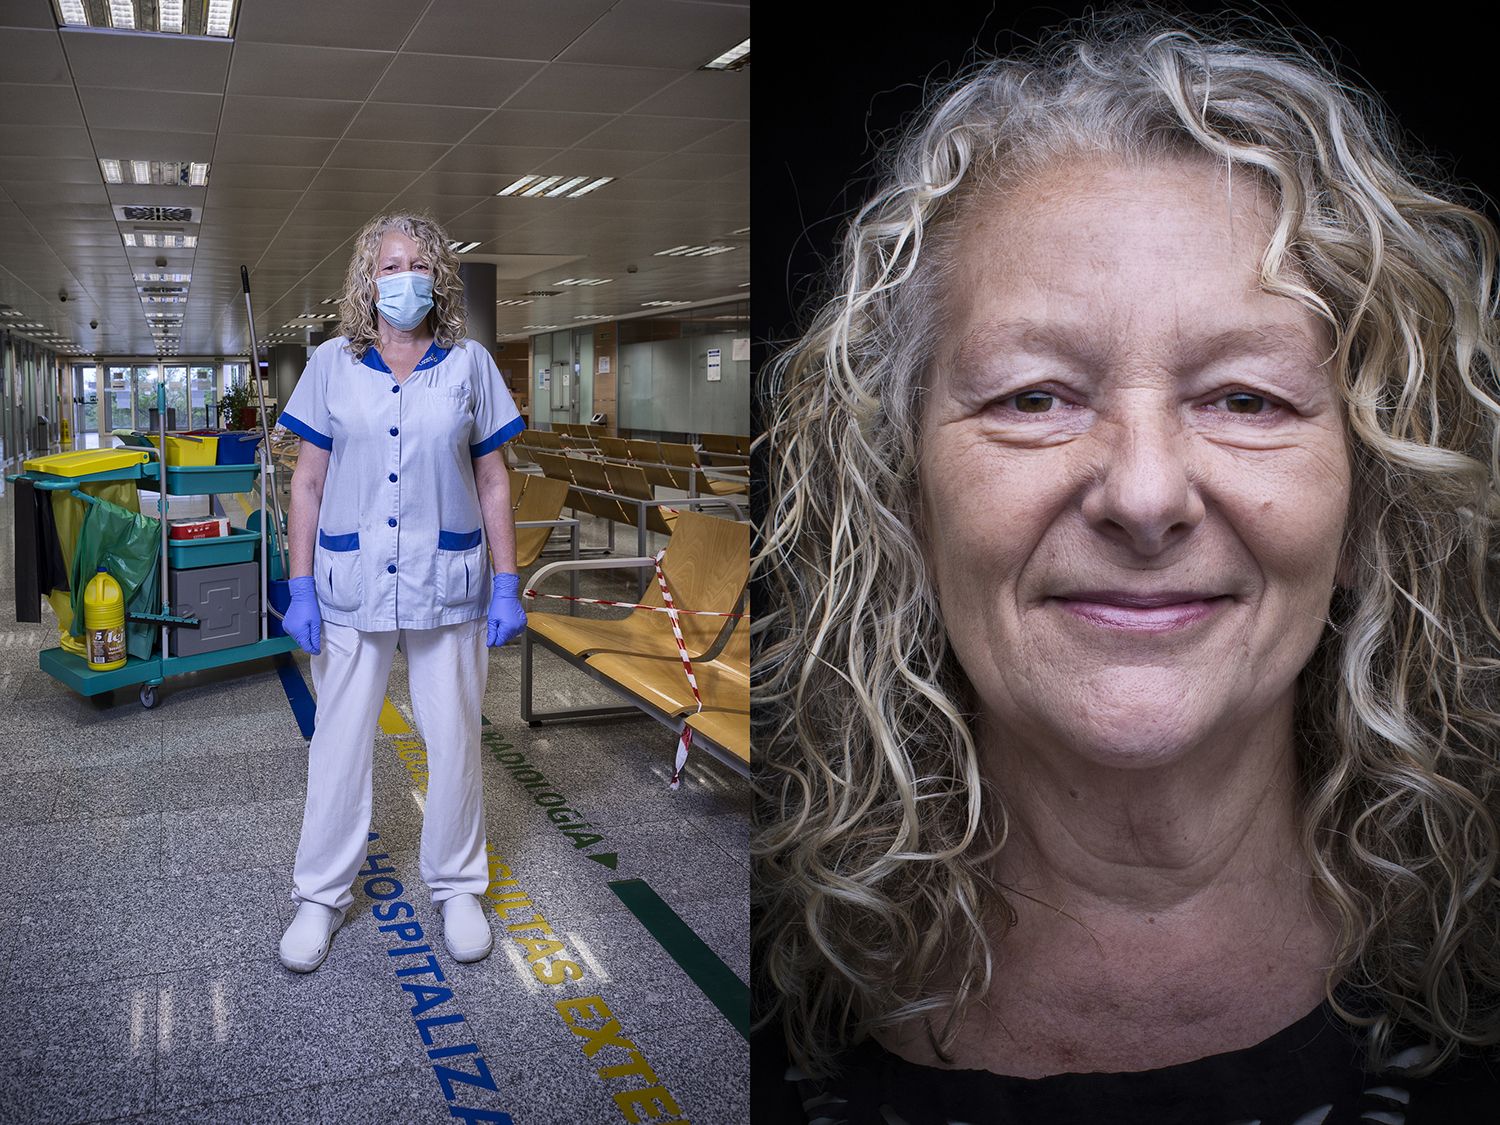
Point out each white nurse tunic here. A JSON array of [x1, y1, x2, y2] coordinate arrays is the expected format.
[[277, 335, 525, 631], [275, 336, 525, 914]]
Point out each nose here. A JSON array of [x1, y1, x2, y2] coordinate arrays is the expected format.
[[1080, 407, 1205, 556]]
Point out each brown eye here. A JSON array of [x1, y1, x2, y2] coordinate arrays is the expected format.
[[1013, 391, 1055, 413], [1224, 392, 1267, 414]]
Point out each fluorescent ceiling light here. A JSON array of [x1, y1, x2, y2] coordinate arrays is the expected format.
[[641, 301, 691, 307], [497, 174, 612, 199], [654, 245, 736, 257], [137, 272, 191, 282], [57, 0, 86, 25], [447, 240, 481, 254], [702, 38, 749, 71], [545, 176, 587, 197], [100, 159, 123, 184], [573, 314, 612, 321], [189, 163, 209, 186], [131, 160, 150, 184], [555, 278, 612, 286], [319, 296, 339, 305], [520, 176, 562, 198], [109, 0, 135, 29], [205, 0, 234, 36], [122, 233, 137, 246], [732, 227, 750, 235], [521, 325, 560, 331], [158, 0, 183, 32], [496, 299, 533, 307]]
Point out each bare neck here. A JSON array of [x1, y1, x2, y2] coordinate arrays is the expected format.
[[885, 699, 1336, 1077]]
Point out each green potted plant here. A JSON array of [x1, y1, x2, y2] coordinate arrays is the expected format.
[[217, 380, 257, 431]]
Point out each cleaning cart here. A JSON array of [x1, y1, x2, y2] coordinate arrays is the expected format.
[[12, 384, 296, 709]]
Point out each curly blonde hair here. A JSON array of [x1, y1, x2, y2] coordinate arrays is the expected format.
[[338, 212, 468, 357], [755, 9, 1500, 1079]]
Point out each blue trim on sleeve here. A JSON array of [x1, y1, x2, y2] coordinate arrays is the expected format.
[[278, 411, 332, 450], [360, 347, 392, 373], [318, 529, 360, 552], [469, 415, 526, 458], [438, 528, 483, 551], [414, 343, 451, 370]]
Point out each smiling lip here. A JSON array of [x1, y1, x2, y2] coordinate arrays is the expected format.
[[1052, 591, 1230, 633]]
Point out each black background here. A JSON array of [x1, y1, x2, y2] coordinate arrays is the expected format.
[[750, 2, 1500, 371]]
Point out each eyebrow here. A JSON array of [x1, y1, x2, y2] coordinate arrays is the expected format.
[[951, 318, 1326, 375]]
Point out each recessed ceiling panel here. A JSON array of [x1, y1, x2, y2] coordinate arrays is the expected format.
[[61, 28, 232, 93], [219, 95, 362, 139], [0, 125, 96, 158], [467, 109, 614, 149], [344, 103, 491, 145], [233, 0, 426, 51], [404, 0, 615, 61], [0, 84, 84, 128], [90, 128, 215, 162], [632, 70, 748, 119], [560, 0, 748, 69], [226, 42, 395, 100], [0, 27, 70, 83], [326, 138, 451, 171], [77, 86, 222, 134], [368, 54, 541, 109], [212, 135, 336, 167], [502, 63, 680, 114], [573, 114, 729, 152]]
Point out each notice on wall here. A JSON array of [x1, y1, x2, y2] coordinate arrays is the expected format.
[[538, 366, 550, 390], [732, 337, 750, 362], [597, 355, 610, 375], [707, 347, 722, 382]]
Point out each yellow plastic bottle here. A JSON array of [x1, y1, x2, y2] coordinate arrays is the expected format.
[[84, 567, 127, 671]]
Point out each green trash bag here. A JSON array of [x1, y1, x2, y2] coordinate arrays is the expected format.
[[68, 497, 162, 661]]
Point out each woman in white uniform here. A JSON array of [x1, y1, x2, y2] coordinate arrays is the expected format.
[[273, 212, 527, 972]]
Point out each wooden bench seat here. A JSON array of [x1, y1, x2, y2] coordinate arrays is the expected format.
[[520, 508, 750, 777]]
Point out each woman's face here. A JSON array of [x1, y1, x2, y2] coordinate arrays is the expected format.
[[370, 228, 431, 304], [919, 156, 1351, 768]]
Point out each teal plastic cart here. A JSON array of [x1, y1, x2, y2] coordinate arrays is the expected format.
[[15, 386, 296, 709]]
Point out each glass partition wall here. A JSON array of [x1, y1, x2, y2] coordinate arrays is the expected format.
[[67, 358, 248, 452]]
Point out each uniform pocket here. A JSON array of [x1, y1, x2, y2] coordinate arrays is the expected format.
[[314, 529, 364, 613], [436, 528, 485, 608]]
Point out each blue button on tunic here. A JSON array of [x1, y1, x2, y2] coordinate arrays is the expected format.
[[276, 336, 525, 631]]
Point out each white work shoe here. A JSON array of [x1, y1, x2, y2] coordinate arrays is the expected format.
[[441, 894, 493, 962], [279, 902, 345, 972]]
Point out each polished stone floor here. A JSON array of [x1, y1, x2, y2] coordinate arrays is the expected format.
[[0, 463, 749, 1124]]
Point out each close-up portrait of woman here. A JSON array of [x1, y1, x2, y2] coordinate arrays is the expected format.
[[752, 4, 1500, 1121]]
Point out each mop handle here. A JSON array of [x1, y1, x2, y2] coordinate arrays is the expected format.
[[240, 266, 290, 576]]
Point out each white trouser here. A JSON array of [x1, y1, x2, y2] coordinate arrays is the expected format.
[[291, 617, 490, 913]]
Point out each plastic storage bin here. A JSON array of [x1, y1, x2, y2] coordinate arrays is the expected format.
[[168, 561, 261, 657], [166, 526, 260, 569], [23, 449, 150, 478], [148, 434, 218, 466], [215, 432, 264, 465]]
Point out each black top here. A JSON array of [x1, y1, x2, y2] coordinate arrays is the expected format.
[[753, 999, 1500, 1124]]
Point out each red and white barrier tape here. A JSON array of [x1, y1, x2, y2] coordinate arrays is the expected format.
[[522, 588, 744, 618], [651, 548, 701, 790]]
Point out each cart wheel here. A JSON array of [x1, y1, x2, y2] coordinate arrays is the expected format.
[[139, 685, 158, 709]]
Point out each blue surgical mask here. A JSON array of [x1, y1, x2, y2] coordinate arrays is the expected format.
[[376, 271, 434, 330]]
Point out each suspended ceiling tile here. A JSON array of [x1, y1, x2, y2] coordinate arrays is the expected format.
[[632, 70, 747, 119], [0, 83, 83, 127], [212, 134, 336, 167], [467, 109, 614, 148], [1, 181, 110, 205], [368, 54, 540, 109], [560, 0, 747, 69], [294, 189, 403, 213], [0, 156, 101, 183], [227, 41, 395, 100], [344, 102, 491, 145], [219, 94, 362, 139], [0, 0, 54, 29], [61, 28, 232, 93], [77, 86, 221, 134], [326, 138, 451, 170], [0, 125, 96, 157], [404, 0, 615, 61], [105, 184, 208, 209], [431, 144, 559, 176], [0, 27, 69, 83], [383, 193, 481, 223], [406, 170, 517, 198], [205, 186, 304, 210], [574, 114, 727, 152], [536, 147, 664, 178], [208, 164, 321, 191], [309, 167, 419, 194], [635, 150, 747, 181], [90, 128, 215, 161], [234, 0, 426, 51], [683, 120, 748, 155], [503, 63, 679, 114]]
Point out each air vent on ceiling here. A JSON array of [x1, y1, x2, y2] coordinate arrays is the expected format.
[[117, 206, 196, 223], [523, 290, 560, 297]]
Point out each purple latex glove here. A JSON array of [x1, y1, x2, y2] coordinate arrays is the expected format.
[[283, 575, 322, 655], [488, 572, 526, 647]]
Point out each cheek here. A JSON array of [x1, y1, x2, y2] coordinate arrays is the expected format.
[[1225, 445, 1351, 598]]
